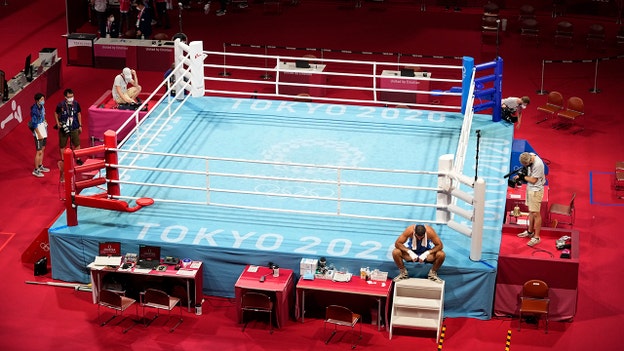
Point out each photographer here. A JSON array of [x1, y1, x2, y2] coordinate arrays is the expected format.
[[55, 89, 83, 165], [501, 96, 530, 128], [514, 152, 546, 247]]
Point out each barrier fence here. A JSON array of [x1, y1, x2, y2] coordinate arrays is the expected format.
[[536, 53, 624, 95]]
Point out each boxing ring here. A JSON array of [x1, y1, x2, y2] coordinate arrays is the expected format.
[[49, 40, 513, 320]]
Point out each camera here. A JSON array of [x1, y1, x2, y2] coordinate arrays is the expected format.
[[504, 166, 528, 188], [501, 107, 518, 123], [61, 122, 71, 135]]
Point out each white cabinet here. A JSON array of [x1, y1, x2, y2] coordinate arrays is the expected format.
[[390, 278, 445, 341]]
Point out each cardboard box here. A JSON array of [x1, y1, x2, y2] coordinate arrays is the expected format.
[[299, 258, 318, 276]]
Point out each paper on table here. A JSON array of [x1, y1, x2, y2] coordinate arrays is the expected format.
[[509, 194, 521, 199], [247, 265, 259, 273], [189, 261, 202, 269], [133, 268, 153, 274], [176, 269, 196, 277]]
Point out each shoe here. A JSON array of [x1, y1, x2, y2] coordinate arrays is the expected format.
[[32, 169, 44, 178], [216, 9, 226, 16], [393, 268, 409, 282], [428, 270, 443, 283], [76, 159, 84, 166], [527, 237, 541, 247], [38, 165, 50, 173], [237, 2, 248, 8], [517, 230, 533, 238]]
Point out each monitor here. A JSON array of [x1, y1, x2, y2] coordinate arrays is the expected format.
[[139, 245, 161, 261], [0, 70, 7, 102], [24, 54, 33, 82], [295, 60, 311, 69], [98, 241, 122, 256], [400, 68, 415, 77]]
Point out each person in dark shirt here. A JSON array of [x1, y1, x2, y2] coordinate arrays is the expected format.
[[104, 14, 120, 38], [54, 88, 83, 165], [30, 93, 50, 178], [135, 0, 153, 39]]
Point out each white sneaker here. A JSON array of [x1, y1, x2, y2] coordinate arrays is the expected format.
[[393, 268, 409, 282], [216, 9, 226, 16], [237, 2, 248, 8], [517, 230, 533, 238], [428, 270, 443, 283], [527, 237, 541, 247], [38, 165, 50, 173], [32, 169, 44, 178]]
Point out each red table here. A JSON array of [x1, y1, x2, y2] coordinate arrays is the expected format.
[[234, 265, 295, 329], [506, 184, 549, 223], [378, 70, 431, 104], [495, 225, 579, 321], [89, 260, 203, 313], [296, 276, 393, 331]]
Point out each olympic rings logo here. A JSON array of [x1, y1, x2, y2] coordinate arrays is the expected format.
[[254, 183, 336, 202], [262, 139, 365, 175]]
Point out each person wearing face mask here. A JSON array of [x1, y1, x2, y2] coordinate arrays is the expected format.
[[30, 93, 50, 178], [112, 67, 142, 106], [55, 89, 83, 165], [104, 14, 120, 38], [501, 96, 530, 128]]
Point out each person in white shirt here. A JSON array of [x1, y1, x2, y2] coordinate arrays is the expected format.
[[501, 96, 530, 128], [112, 67, 142, 105], [515, 152, 546, 246]]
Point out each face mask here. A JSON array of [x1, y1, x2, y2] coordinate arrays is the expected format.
[[66, 97, 74, 103], [39, 100, 45, 106], [108, 17, 114, 22]]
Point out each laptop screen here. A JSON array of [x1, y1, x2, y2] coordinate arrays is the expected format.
[[98, 242, 121, 256], [295, 60, 310, 69], [139, 245, 161, 261], [400, 68, 415, 77]]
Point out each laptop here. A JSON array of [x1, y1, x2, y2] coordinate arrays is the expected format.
[[93, 242, 122, 266], [135, 245, 161, 269], [295, 60, 311, 69]]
